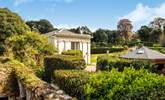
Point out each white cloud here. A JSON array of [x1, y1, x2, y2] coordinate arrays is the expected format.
[[120, 3, 165, 30], [13, 0, 77, 6]]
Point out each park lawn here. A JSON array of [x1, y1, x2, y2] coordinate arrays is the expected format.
[[91, 50, 128, 63]]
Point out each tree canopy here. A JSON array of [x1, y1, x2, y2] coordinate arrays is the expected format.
[[5, 31, 56, 66], [26, 19, 55, 34], [0, 8, 30, 54], [0, 8, 57, 66], [92, 29, 108, 44], [117, 19, 133, 40], [70, 26, 92, 35]]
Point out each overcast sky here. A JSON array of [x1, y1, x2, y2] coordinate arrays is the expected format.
[[0, 0, 165, 31]]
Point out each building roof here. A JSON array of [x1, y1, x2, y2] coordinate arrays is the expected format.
[[121, 47, 165, 60], [45, 29, 91, 39]]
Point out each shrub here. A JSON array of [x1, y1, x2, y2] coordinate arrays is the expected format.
[[84, 68, 165, 99], [91, 47, 125, 54], [5, 31, 57, 67], [97, 55, 151, 71], [44, 55, 86, 82], [53, 68, 165, 99], [53, 70, 90, 99], [62, 50, 83, 56], [35, 67, 46, 80], [143, 42, 154, 47]]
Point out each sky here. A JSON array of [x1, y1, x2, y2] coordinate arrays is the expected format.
[[0, 0, 165, 31]]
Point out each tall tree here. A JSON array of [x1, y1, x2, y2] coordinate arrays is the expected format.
[[0, 8, 30, 54], [92, 29, 108, 44], [26, 19, 54, 34], [5, 31, 56, 66], [137, 26, 152, 42], [117, 19, 133, 40], [149, 17, 165, 29], [70, 26, 92, 35]]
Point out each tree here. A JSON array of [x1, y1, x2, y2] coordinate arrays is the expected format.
[[137, 26, 152, 42], [149, 17, 165, 29], [0, 8, 30, 54], [92, 29, 108, 44], [26, 19, 54, 34], [117, 19, 133, 40], [150, 28, 162, 43], [5, 31, 57, 66], [107, 30, 121, 45], [70, 26, 92, 35]]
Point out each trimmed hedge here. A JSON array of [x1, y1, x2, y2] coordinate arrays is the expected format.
[[97, 55, 152, 71], [62, 50, 83, 56], [53, 68, 165, 99], [53, 70, 90, 99], [84, 68, 165, 99], [91, 47, 125, 54], [44, 54, 86, 82]]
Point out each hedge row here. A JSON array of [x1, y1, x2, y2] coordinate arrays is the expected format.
[[44, 54, 86, 82], [97, 55, 152, 71], [53, 68, 165, 99], [84, 68, 165, 99], [62, 50, 83, 56], [91, 47, 125, 54], [53, 70, 90, 99]]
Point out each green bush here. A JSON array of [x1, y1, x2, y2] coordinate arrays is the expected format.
[[143, 42, 154, 47], [84, 68, 165, 99], [91, 47, 125, 54], [97, 55, 151, 71], [44, 55, 86, 82], [53, 68, 165, 99], [35, 67, 46, 80], [62, 50, 83, 56], [53, 70, 90, 99]]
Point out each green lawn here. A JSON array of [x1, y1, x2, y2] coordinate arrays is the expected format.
[[91, 50, 127, 63]]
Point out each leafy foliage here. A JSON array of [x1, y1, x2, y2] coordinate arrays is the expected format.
[[0, 8, 30, 54], [26, 19, 55, 34], [97, 55, 152, 71], [53, 68, 165, 99], [84, 68, 165, 99], [44, 55, 86, 82], [91, 47, 125, 54], [62, 50, 83, 56], [5, 31, 56, 66], [53, 70, 90, 99], [69, 26, 92, 35], [92, 29, 108, 44], [117, 19, 133, 40]]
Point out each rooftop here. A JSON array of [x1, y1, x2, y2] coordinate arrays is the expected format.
[[45, 29, 91, 39], [121, 47, 165, 60]]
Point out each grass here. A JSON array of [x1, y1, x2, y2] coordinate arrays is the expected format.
[[91, 50, 128, 63]]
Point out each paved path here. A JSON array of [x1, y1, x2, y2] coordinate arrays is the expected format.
[[85, 63, 96, 72]]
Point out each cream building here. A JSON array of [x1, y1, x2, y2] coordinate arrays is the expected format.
[[45, 29, 91, 64]]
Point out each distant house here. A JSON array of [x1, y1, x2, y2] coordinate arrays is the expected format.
[[45, 29, 91, 64]]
